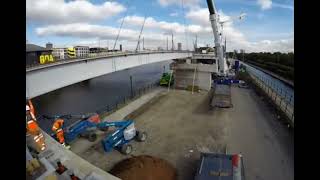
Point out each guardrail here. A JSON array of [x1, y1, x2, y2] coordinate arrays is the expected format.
[[95, 80, 160, 117], [249, 73, 294, 126], [26, 50, 192, 71]]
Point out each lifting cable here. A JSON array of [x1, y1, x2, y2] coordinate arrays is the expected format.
[[113, 0, 134, 51], [135, 15, 147, 52], [181, 0, 189, 51]]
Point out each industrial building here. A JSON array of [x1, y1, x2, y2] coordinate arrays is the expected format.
[[26, 44, 53, 67]]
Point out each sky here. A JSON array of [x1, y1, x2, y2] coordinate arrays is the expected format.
[[26, 0, 294, 52]]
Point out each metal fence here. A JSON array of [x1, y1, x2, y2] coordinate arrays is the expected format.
[[249, 72, 294, 126], [95, 80, 160, 116]]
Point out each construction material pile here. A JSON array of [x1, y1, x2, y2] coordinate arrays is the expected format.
[[110, 155, 177, 180]]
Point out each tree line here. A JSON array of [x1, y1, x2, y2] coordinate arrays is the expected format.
[[227, 52, 294, 81]]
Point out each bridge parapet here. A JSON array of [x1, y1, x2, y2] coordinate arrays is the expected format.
[[26, 51, 192, 98]]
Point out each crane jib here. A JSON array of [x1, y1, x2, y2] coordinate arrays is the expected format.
[[206, 0, 216, 15]]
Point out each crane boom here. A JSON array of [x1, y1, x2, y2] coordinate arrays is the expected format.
[[206, 0, 226, 75]]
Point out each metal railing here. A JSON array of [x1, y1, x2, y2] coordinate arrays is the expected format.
[[26, 50, 192, 70], [95, 80, 160, 117], [249, 73, 294, 126]]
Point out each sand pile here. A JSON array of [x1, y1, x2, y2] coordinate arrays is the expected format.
[[110, 155, 177, 180]]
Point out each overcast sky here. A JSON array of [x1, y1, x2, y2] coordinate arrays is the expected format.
[[26, 0, 294, 52]]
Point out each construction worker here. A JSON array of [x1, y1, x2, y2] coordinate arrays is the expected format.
[[52, 118, 70, 149], [26, 102, 46, 153], [26, 99, 36, 120]]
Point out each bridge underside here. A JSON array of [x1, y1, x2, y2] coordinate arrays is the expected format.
[[26, 52, 191, 98]]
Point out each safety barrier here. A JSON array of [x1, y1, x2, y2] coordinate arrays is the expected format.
[[249, 73, 294, 127]]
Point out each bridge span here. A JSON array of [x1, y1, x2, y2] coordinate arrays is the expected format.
[[26, 51, 192, 98]]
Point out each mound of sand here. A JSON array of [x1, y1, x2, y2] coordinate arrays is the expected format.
[[110, 155, 177, 180]]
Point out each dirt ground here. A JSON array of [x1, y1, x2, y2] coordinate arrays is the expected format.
[[109, 155, 177, 180], [75, 87, 293, 180]]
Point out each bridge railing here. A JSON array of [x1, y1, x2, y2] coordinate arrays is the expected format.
[[95, 80, 160, 118], [26, 50, 192, 70]]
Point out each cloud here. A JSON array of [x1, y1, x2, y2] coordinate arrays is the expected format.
[[122, 16, 187, 34], [26, 0, 126, 24], [257, 0, 272, 10], [36, 23, 167, 42], [34, 7, 293, 52], [248, 38, 293, 52], [170, 12, 179, 17], [272, 3, 293, 10], [186, 8, 210, 26], [158, 0, 200, 7]]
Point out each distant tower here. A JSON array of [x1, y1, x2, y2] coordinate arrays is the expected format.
[[171, 33, 174, 51], [46, 42, 53, 49], [120, 44, 122, 51], [178, 43, 182, 51], [166, 37, 168, 51]]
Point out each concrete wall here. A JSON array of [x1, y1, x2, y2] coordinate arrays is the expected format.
[[173, 63, 217, 73], [26, 52, 191, 98], [38, 130, 120, 180], [174, 69, 212, 91]]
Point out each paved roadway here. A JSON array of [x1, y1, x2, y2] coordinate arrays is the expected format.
[[227, 86, 294, 180]]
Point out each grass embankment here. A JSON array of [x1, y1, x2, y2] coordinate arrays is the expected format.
[[246, 60, 294, 81]]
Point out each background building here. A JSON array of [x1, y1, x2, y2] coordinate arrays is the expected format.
[[89, 47, 107, 53], [52, 48, 67, 60], [26, 44, 53, 66], [177, 43, 182, 51], [46, 42, 53, 50], [75, 46, 89, 58]]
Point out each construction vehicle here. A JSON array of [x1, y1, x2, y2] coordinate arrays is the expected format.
[[160, 72, 174, 86], [44, 113, 147, 154]]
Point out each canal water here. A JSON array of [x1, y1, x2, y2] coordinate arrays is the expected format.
[[241, 61, 294, 106], [33, 60, 172, 132]]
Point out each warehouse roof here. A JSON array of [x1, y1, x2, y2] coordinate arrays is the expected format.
[[26, 44, 51, 52]]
